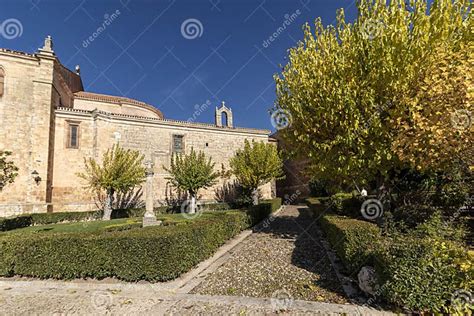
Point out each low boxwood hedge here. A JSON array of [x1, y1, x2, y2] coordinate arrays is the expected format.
[[306, 194, 362, 219], [0, 211, 102, 232], [317, 208, 473, 313], [319, 214, 381, 275], [305, 197, 331, 219], [0, 202, 238, 232], [0, 198, 281, 281]]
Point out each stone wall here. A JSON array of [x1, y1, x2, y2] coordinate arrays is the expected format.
[[0, 49, 56, 216], [51, 108, 273, 212], [0, 44, 274, 216]]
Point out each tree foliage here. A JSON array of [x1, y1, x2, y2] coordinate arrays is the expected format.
[[78, 144, 146, 220], [0, 151, 18, 191], [230, 140, 284, 204], [164, 148, 219, 202], [274, 0, 473, 185]]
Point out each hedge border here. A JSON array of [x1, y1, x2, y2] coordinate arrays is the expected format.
[[0, 198, 281, 281], [0, 202, 235, 232]]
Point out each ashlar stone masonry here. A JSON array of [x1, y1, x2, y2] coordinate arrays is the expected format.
[[0, 37, 275, 216]]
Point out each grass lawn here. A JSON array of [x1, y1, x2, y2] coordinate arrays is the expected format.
[[1, 212, 231, 235]]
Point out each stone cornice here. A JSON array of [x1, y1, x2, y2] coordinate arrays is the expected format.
[[74, 91, 164, 119], [56, 107, 271, 136], [0, 48, 39, 62]]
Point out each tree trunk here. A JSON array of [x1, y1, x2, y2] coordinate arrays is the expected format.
[[189, 195, 196, 214], [251, 188, 259, 205], [103, 188, 114, 220]]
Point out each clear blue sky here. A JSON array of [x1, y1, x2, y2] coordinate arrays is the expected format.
[[0, 0, 357, 130]]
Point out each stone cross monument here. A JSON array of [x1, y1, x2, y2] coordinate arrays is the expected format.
[[142, 160, 161, 227]]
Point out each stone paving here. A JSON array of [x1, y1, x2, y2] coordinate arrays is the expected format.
[[192, 206, 348, 304]]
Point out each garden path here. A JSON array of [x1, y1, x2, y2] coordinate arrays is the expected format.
[[0, 206, 393, 315]]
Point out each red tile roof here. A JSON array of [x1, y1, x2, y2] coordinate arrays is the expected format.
[[73, 91, 163, 118]]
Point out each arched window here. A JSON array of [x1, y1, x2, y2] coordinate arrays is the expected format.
[[221, 111, 228, 127], [0, 68, 4, 97]]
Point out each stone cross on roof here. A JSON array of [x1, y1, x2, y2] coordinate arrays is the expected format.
[[38, 35, 55, 57]]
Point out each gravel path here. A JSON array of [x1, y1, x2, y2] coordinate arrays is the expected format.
[[191, 205, 348, 304], [0, 280, 392, 315]]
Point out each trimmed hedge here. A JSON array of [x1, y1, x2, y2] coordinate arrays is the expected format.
[[306, 197, 331, 218], [0, 199, 281, 281], [319, 214, 381, 274], [316, 207, 473, 313], [306, 194, 362, 219], [0, 211, 101, 232], [375, 234, 473, 313], [0, 202, 236, 232]]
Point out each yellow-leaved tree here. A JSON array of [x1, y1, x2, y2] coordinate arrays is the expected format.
[[274, 0, 472, 186]]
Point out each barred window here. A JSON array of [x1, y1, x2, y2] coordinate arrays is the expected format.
[[172, 135, 184, 153], [67, 122, 80, 149]]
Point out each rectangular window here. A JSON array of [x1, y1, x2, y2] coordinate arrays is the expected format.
[[67, 122, 80, 149], [172, 135, 184, 153]]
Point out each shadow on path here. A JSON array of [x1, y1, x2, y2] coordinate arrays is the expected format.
[[252, 206, 348, 300]]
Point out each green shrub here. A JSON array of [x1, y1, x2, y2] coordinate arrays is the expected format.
[[305, 198, 330, 219], [0, 205, 277, 281], [0, 202, 234, 232], [374, 213, 473, 313], [328, 193, 362, 218], [0, 211, 102, 232], [0, 215, 32, 231], [375, 235, 473, 313], [31, 211, 102, 225], [262, 198, 282, 211], [308, 179, 330, 197], [319, 215, 381, 274]]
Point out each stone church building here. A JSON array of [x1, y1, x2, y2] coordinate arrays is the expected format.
[[0, 37, 274, 216]]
